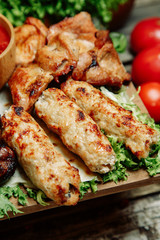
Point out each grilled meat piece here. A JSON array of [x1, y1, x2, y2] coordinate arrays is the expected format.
[[47, 12, 130, 87], [36, 32, 79, 81], [1, 106, 80, 205], [47, 11, 97, 42], [72, 30, 131, 87], [35, 88, 116, 174], [61, 80, 160, 159], [15, 17, 48, 66], [8, 64, 53, 111], [0, 140, 17, 185]]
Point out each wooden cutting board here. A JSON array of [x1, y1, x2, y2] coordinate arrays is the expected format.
[[1, 81, 160, 221]]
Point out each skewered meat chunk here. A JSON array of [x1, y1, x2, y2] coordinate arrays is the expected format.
[[8, 64, 53, 111], [0, 140, 17, 185], [35, 88, 117, 174], [1, 106, 80, 205], [15, 17, 48, 66], [61, 79, 160, 159]]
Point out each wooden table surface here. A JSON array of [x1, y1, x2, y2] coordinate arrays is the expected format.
[[1, 1, 160, 239]]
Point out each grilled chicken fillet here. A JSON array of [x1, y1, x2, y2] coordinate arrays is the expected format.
[[47, 12, 130, 87], [61, 80, 160, 159], [1, 106, 80, 205], [36, 31, 79, 81], [35, 88, 116, 174], [8, 64, 53, 111], [15, 17, 48, 66]]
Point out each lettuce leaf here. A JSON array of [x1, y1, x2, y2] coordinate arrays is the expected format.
[[0, 185, 26, 218], [0, 194, 23, 219], [0, 185, 49, 218], [26, 188, 49, 206], [141, 140, 160, 176], [80, 178, 98, 199]]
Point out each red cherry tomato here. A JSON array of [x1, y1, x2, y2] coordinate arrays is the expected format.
[[131, 45, 160, 86], [130, 17, 160, 53], [139, 82, 160, 123]]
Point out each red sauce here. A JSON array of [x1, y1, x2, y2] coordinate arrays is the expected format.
[[0, 25, 10, 54]]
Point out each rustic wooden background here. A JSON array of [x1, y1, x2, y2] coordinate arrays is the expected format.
[[1, 0, 160, 239]]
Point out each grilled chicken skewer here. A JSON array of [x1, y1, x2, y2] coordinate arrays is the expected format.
[[61, 80, 160, 159], [35, 88, 117, 174], [1, 106, 80, 205]]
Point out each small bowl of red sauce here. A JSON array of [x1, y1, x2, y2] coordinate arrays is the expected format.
[[0, 14, 16, 89]]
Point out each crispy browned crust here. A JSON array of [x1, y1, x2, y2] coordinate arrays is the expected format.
[[1, 106, 80, 206], [25, 17, 48, 38], [36, 32, 78, 81], [46, 12, 131, 87], [61, 80, 160, 159], [72, 30, 131, 87], [14, 12, 130, 87], [35, 12, 96, 81], [0, 140, 17, 185], [47, 12, 97, 43], [15, 17, 48, 66], [8, 64, 53, 111]]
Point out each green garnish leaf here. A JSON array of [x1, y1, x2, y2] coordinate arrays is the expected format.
[[0, 185, 26, 218], [37, 190, 49, 206], [0, 194, 23, 219], [80, 178, 98, 199], [79, 182, 90, 199], [12, 185, 28, 206], [90, 178, 98, 193], [141, 140, 160, 176], [103, 161, 128, 184], [26, 188, 49, 206], [26, 187, 37, 200], [109, 32, 127, 53]]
